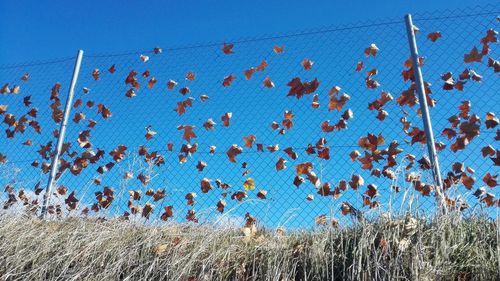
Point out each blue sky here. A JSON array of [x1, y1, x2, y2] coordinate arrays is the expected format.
[[0, 1, 498, 228], [0, 0, 497, 64]]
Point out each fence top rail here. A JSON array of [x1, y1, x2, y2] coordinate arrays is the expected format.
[[0, 4, 497, 69], [0, 57, 77, 71]]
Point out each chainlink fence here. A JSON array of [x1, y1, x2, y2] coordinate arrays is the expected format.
[[0, 4, 498, 229]]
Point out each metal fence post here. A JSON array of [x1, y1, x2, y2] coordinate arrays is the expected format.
[[41, 50, 84, 218], [404, 15, 446, 210]]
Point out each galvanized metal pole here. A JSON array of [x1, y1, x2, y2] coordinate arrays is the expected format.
[[404, 15, 445, 209], [41, 50, 84, 218]]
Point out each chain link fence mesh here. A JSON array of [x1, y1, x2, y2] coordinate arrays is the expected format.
[[1, 4, 498, 229]]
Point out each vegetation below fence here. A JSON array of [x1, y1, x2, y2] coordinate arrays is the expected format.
[[0, 212, 497, 281]]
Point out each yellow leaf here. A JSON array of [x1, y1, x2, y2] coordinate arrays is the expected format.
[[243, 178, 255, 191], [315, 214, 327, 225], [152, 244, 168, 255]]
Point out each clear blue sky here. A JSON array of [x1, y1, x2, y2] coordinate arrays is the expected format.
[[0, 0, 496, 64]]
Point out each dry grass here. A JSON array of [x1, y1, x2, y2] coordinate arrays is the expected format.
[[0, 212, 498, 281]]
